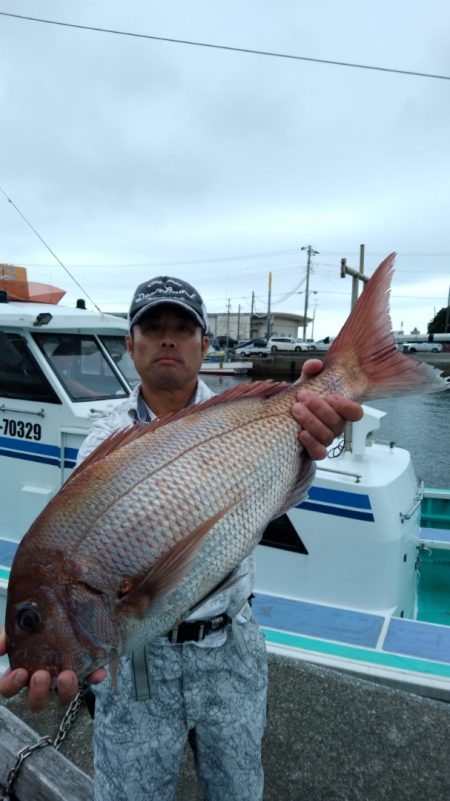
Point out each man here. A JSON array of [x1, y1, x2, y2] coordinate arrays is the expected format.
[[0, 275, 363, 801]]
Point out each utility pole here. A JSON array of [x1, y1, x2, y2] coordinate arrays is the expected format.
[[301, 245, 319, 340], [340, 243, 368, 453], [445, 285, 450, 333], [311, 294, 318, 340], [225, 298, 231, 350], [266, 272, 272, 340], [340, 244, 369, 309]]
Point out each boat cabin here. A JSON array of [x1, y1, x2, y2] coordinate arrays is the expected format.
[[0, 288, 139, 554]]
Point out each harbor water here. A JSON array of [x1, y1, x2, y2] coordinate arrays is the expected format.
[[202, 374, 450, 489]]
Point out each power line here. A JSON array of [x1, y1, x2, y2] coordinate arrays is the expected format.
[[1, 11, 449, 82], [21, 251, 301, 270]]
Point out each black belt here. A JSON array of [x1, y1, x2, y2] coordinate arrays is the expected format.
[[167, 613, 231, 644]]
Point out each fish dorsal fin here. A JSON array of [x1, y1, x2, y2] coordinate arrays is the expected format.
[[66, 423, 143, 483], [117, 503, 236, 617], [67, 380, 290, 482]]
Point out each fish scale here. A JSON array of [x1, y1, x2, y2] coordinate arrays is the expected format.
[[75, 391, 300, 584]]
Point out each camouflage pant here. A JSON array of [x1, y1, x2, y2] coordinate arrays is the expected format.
[[92, 615, 268, 801]]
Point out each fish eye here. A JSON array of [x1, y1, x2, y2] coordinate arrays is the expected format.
[[17, 604, 43, 633]]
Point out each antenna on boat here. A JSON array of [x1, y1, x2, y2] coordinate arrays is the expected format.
[[0, 184, 103, 313]]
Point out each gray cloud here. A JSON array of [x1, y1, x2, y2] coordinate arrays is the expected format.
[[0, 1, 449, 337]]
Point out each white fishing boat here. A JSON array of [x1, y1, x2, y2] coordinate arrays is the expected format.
[[200, 360, 252, 376], [200, 345, 252, 375], [0, 277, 449, 701], [254, 410, 450, 702]]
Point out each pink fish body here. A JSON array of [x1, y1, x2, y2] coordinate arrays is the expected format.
[[5, 254, 449, 679]]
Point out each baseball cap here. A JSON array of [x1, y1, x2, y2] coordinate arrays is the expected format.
[[128, 275, 208, 332]]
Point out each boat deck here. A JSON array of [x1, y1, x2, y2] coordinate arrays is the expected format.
[[419, 525, 450, 549], [253, 591, 450, 699]]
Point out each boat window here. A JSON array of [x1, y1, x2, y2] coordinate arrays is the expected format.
[[100, 335, 140, 388], [33, 334, 129, 401], [0, 332, 61, 403]]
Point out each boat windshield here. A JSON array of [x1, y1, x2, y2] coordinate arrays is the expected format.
[[34, 333, 129, 401], [99, 335, 140, 389], [0, 331, 61, 403]]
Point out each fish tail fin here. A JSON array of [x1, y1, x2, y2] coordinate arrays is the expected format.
[[325, 252, 449, 400]]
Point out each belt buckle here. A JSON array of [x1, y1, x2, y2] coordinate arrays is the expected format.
[[168, 626, 179, 643]]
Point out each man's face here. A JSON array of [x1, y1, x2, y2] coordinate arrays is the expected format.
[[125, 306, 209, 390]]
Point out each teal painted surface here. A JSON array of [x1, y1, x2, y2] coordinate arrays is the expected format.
[[262, 627, 450, 679], [421, 491, 450, 530], [417, 547, 450, 626]]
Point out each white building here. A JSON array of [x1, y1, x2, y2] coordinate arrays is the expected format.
[[208, 311, 309, 342]]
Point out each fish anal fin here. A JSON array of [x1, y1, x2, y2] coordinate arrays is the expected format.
[[117, 504, 235, 617]]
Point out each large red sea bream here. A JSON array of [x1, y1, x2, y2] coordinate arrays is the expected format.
[[5, 254, 449, 679]]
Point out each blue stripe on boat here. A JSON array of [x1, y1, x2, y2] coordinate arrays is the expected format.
[[0, 436, 60, 458], [298, 501, 375, 522], [0, 439, 79, 469], [306, 486, 372, 510], [253, 593, 384, 648], [0, 448, 60, 467], [64, 447, 79, 460]]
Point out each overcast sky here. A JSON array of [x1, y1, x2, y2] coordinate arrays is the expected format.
[[1, 1, 449, 339]]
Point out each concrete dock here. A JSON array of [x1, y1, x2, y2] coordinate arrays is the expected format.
[[1, 654, 449, 800], [248, 351, 450, 380]]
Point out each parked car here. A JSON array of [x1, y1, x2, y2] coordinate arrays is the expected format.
[[294, 339, 316, 350], [311, 336, 335, 351], [233, 337, 268, 357], [215, 335, 239, 349], [266, 336, 311, 352], [401, 342, 443, 353]]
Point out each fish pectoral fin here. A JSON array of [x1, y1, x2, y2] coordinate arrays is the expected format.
[[117, 504, 235, 616], [273, 457, 316, 518]]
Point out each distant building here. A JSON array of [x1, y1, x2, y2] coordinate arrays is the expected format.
[[111, 309, 311, 342], [208, 311, 309, 342]]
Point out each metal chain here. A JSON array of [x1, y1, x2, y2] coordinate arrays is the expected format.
[[1, 684, 87, 801], [1, 737, 53, 800], [52, 685, 87, 751]]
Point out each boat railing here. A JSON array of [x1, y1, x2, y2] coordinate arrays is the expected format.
[[316, 466, 362, 483], [0, 402, 45, 417], [400, 480, 424, 523]]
